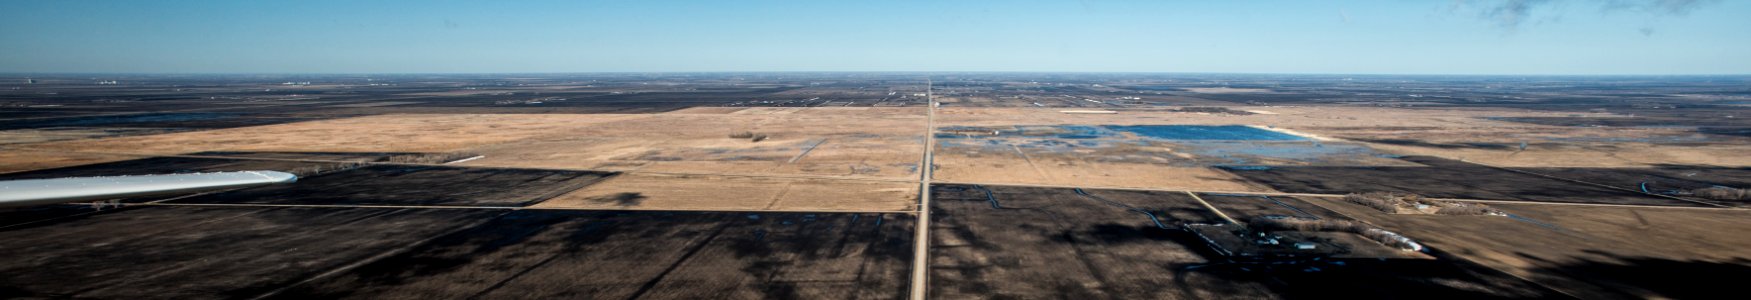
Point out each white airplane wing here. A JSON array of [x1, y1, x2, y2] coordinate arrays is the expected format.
[[0, 171, 297, 207]]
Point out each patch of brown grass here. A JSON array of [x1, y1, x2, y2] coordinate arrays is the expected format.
[[1345, 192, 1499, 215], [1693, 187, 1750, 201]]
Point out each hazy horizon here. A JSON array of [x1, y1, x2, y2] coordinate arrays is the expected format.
[[4, 0, 1748, 75]]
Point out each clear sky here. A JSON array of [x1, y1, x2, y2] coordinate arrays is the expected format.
[[2, 0, 1747, 74]]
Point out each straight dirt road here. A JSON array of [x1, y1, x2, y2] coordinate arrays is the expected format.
[[910, 78, 935, 300]]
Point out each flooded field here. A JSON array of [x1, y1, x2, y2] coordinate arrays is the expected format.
[[1109, 125, 1306, 141], [936, 124, 1402, 167]]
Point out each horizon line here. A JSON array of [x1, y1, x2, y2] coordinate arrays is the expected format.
[[3, 71, 1750, 77]]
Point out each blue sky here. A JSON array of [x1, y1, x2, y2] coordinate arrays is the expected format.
[[1, 0, 1746, 74]]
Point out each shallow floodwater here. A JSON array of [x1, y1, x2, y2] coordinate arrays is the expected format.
[[1107, 125, 1305, 141]]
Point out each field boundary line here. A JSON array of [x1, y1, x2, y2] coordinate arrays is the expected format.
[[1183, 191, 1241, 225], [787, 138, 828, 163], [934, 181, 1743, 211]]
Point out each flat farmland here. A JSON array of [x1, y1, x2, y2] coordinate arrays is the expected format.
[[0, 112, 338, 131], [187, 151, 420, 162], [291, 105, 687, 115], [20, 114, 649, 154], [936, 106, 1751, 169], [930, 125, 1404, 191], [0, 110, 91, 119], [0, 156, 326, 180], [458, 107, 925, 180], [0, 204, 120, 228], [1319, 126, 1751, 168], [0, 206, 505, 299], [1303, 196, 1751, 299], [1223, 156, 1704, 207], [933, 106, 1586, 129], [1195, 193, 1351, 221], [927, 184, 1556, 299], [0, 150, 134, 174], [926, 107, 1510, 190], [931, 147, 1275, 192], [0, 127, 180, 145], [933, 94, 1235, 107], [1507, 166, 1751, 206], [4, 74, 1749, 299], [169, 165, 613, 207], [928, 184, 1252, 299], [535, 173, 916, 212], [1063, 188, 1227, 223], [265, 210, 916, 300]]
